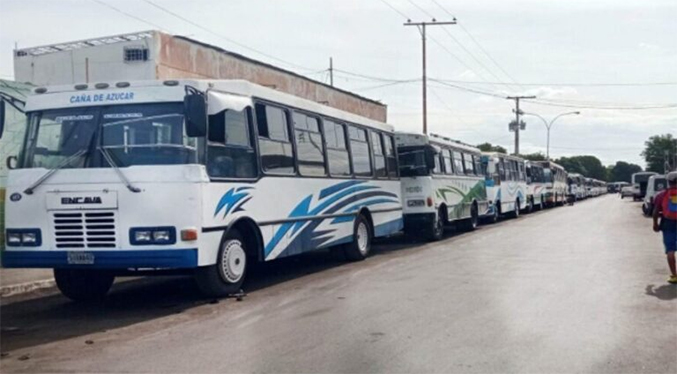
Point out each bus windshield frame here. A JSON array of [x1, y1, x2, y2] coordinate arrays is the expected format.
[[19, 102, 198, 169]]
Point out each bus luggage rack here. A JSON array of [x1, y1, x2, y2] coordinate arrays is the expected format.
[[53, 212, 117, 249]]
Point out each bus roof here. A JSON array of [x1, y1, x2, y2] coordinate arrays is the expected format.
[[481, 152, 525, 163], [24, 79, 394, 133]]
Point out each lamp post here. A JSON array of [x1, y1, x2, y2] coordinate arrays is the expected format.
[[517, 110, 581, 160]]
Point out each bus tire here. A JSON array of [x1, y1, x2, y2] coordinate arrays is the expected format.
[[526, 198, 534, 214], [509, 199, 520, 218], [459, 203, 479, 232], [428, 208, 445, 241], [54, 269, 114, 302], [345, 214, 373, 261], [486, 201, 500, 224], [195, 230, 247, 298]]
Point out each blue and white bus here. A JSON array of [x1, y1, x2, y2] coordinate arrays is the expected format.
[[481, 152, 528, 221], [2, 79, 403, 300]]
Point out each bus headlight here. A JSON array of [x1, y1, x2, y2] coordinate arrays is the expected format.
[[5, 229, 42, 247], [22, 232, 37, 244], [153, 230, 171, 242], [134, 230, 152, 242], [7, 232, 22, 245], [130, 227, 176, 245]]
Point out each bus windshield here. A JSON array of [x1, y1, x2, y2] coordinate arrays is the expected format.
[[543, 168, 553, 183], [397, 146, 430, 177], [21, 103, 197, 169]]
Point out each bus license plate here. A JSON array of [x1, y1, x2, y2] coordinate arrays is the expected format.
[[407, 199, 425, 207], [67, 252, 95, 265]]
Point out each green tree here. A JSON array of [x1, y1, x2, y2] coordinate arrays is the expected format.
[[476, 142, 507, 154], [608, 161, 643, 183], [641, 134, 677, 173], [555, 155, 607, 181]]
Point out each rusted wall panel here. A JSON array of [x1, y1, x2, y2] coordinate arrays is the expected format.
[[155, 33, 387, 122]]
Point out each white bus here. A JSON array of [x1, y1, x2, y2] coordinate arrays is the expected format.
[[538, 161, 568, 207], [631, 171, 658, 201], [525, 161, 546, 211], [481, 152, 528, 221], [396, 132, 489, 240], [2, 79, 403, 300], [567, 173, 586, 201]]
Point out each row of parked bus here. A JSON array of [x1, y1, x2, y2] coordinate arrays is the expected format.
[[0, 79, 607, 300]]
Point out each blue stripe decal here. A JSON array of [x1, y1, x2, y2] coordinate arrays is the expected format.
[[214, 186, 254, 218], [319, 180, 365, 200], [1, 249, 198, 269], [374, 218, 404, 237], [331, 198, 400, 223]]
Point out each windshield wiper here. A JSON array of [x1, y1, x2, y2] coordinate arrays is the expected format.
[[99, 148, 141, 193], [24, 149, 88, 195]]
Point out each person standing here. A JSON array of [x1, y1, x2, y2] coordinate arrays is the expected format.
[[653, 171, 677, 284]]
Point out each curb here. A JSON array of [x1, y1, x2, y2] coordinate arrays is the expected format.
[[0, 278, 56, 298]]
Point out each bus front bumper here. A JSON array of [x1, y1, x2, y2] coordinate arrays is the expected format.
[[1, 249, 198, 269]]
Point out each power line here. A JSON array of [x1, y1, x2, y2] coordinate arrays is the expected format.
[[406, 0, 436, 19], [432, 78, 677, 87], [524, 99, 677, 110], [88, 0, 168, 32], [376, 0, 411, 20], [140, 0, 317, 72], [430, 0, 521, 86]]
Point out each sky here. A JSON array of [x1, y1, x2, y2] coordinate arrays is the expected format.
[[1, 0, 675, 168]]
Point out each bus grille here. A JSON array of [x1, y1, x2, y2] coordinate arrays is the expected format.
[[53, 212, 116, 249]]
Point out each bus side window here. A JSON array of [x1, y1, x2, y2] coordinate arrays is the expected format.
[[349, 126, 372, 177], [293, 112, 326, 177], [452, 151, 464, 175], [463, 153, 474, 176], [323, 119, 351, 177], [207, 108, 257, 179], [371, 131, 387, 178], [256, 104, 295, 175], [473, 155, 483, 177], [443, 149, 453, 175], [518, 162, 525, 181], [383, 134, 398, 178], [433, 153, 442, 174], [498, 158, 506, 181]]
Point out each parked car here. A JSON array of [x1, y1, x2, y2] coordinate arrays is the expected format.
[[620, 186, 634, 199], [642, 175, 667, 216]]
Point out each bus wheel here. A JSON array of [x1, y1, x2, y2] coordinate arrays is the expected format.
[[54, 269, 114, 302], [486, 202, 499, 224], [509, 199, 520, 218], [345, 214, 373, 261], [526, 198, 534, 214], [428, 208, 445, 241], [196, 230, 247, 298], [459, 203, 478, 232]]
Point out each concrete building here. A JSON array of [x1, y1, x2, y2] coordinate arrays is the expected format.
[[13, 30, 387, 122]]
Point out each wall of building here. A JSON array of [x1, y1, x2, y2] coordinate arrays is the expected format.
[[13, 31, 387, 122], [155, 33, 387, 122], [14, 38, 156, 86]]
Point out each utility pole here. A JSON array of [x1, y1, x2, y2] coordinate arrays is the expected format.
[[506, 95, 536, 154], [329, 57, 334, 87], [405, 19, 456, 134]]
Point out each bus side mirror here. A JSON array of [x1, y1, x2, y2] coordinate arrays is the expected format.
[[183, 94, 207, 137], [0, 100, 5, 139]]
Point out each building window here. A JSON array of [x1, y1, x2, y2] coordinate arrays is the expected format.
[[124, 46, 149, 62]]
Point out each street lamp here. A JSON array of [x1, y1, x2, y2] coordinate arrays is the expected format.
[[516, 110, 581, 160]]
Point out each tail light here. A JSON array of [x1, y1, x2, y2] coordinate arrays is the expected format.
[[426, 197, 434, 207]]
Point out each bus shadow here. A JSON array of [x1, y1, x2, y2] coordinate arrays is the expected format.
[[0, 237, 432, 353]]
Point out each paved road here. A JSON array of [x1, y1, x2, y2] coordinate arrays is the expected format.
[[1, 195, 675, 373]]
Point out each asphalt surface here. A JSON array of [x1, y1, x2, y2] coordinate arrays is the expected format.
[[1, 195, 675, 373]]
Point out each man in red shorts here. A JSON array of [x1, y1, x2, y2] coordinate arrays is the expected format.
[[653, 171, 677, 284]]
